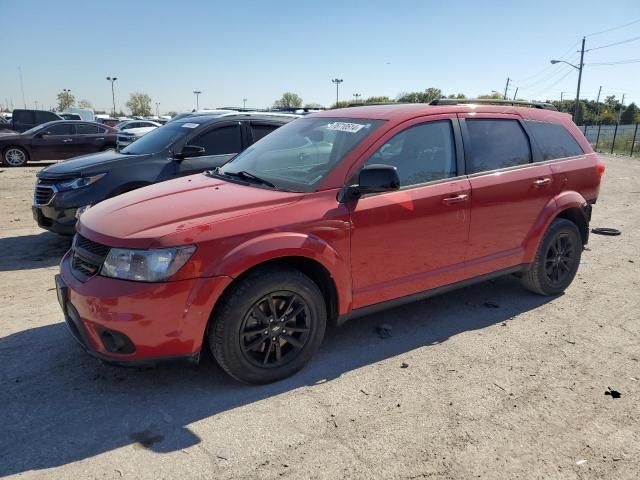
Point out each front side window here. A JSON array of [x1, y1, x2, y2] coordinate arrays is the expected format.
[[466, 119, 531, 174], [43, 124, 75, 135], [120, 121, 196, 155], [76, 124, 103, 135], [250, 123, 280, 142], [219, 117, 384, 192], [365, 120, 457, 187], [526, 121, 583, 160], [190, 124, 242, 155]]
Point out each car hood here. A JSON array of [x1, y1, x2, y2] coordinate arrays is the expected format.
[[77, 173, 304, 248], [37, 151, 152, 177], [120, 127, 156, 136], [0, 129, 19, 136]]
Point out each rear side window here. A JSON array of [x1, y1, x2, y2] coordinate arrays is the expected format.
[[526, 121, 583, 160], [190, 124, 242, 155], [250, 123, 280, 142], [466, 119, 531, 174], [76, 124, 103, 135], [43, 124, 75, 135]]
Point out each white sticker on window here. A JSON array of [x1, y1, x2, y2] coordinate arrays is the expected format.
[[326, 122, 365, 133], [182, 123, 199, 128]]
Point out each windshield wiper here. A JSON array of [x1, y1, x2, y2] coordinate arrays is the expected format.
[[221, 170, 276, 189]]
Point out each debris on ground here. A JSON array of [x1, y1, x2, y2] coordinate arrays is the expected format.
[[400, 362, 409, 368], [375, 323, 392, 338], [483, 301, 500, 308], [605, 387, 622, 399], [576, 459, 587, 465], [591, 227, 621, 236]]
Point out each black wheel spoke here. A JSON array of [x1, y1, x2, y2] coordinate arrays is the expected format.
[[252, 306, 269, 324], [268, 294, 278, 318], [262, 341, 273, 365], [274, 342, 282, 363], [244, 335, 268, 352], [282, 334, 304, 349], [285, 303, 305, 322], [283, 295, 296, 315], [284, 326, 310, 334], [242, 327, 267, 338]]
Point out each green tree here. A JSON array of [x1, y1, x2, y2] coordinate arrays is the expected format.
[[331, 101, 352, 109], [273, 92, 303, 109], [478, 91, 503, 99], [364, 96, 392, 103], [303, 103, 324, 109], [56, 90, 76, 111], [126, 92, 152, 116], [620, 103, 639, 124], [447, 93, 467, 99], [396, 87, 443, 103], [78, 99, 93, 109]]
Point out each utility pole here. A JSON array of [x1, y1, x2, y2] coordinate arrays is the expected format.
[[63, 89, 72, 109], [353, 93, 362, 103], [19, 67, 26, 108], [594, 86, 602, 124], [243, 98, 247, 109], [512, 88, 519, 101], [503, 77, 511, 100], [617, 93, 626, 124], [106, 77, 118, 117], [574, 36, 586, 123], [155, 102, 160, 117], [193, 90, 202, 110], [331, 78, 343, 105]]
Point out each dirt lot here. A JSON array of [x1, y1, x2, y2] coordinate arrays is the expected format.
[[0, 155, 638, 479]]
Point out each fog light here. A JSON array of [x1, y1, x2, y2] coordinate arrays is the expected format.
[[75, 205, 92, 219]]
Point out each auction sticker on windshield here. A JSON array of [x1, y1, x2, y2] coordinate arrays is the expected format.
[[326, 122, 365, 133], [182, 123, 199, 128]]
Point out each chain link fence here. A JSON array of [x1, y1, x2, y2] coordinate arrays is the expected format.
[[579, 124, 640, 158]]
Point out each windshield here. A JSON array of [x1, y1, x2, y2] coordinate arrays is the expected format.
[[120, 121, 196, 154], [219, 117, 383, 192]]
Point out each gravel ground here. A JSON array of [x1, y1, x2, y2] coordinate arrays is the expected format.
[[0, 155, 638, 479]]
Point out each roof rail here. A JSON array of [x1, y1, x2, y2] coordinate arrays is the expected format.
[[429, 98, 558, 111]]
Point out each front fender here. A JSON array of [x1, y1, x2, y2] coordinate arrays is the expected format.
[[207, 232, 352, 315], [522, 190, 587, 263]]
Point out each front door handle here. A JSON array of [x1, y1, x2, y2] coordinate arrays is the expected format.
[[533, 177, 552, 187], [95, 137, 104, 141], [442, 194, 469, 205], [62, 139, 73, 143]]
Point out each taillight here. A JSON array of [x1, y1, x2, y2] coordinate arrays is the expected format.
[[596, 160, 606, 179]]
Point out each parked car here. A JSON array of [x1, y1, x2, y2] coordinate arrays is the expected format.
[[1, 120, 116, 167], [5, 109, 63, 133], [116, 126, 158, 150], [33, 112, 298, 234], [55, 100, 604, 384], [60, 113, 82, 120], [62, 108, 95, 122], [117, 120, 161, 131], [0, 115, 17, 135], [95, 117, 120, 128]]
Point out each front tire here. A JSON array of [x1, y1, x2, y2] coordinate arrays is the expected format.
[[2, 146, 29, 167], [209, 267, 327, 384], [521, 218, 582, 295]]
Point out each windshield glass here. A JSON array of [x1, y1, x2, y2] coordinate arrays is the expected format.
[[120, 121, 197, 154], [219, 117, 383, 192]]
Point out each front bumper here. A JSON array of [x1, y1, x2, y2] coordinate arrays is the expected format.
[[33, 205, 77, 235], [58, 251, 232, 364]]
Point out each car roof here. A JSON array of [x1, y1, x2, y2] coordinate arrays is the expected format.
[[173, 112, 300, 125], [308, 103, 572, 123]]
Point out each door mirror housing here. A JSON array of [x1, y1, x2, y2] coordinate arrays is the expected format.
[[340, 164, 400, 201], [175, 144, 205, 159]]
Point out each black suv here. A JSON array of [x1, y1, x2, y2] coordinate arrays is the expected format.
[[33, 113, 298, 234], [3, 109, 63, 132]]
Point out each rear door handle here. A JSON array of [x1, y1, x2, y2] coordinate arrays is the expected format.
[[95, 137, 104, 141], [62, 139, 73, 143], [533, 177, 552, 187], [442, 194, 469, 205]]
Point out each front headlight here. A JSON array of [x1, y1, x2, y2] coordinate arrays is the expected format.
[[100, 245, 196, 282], [57, 173, 106, 191]]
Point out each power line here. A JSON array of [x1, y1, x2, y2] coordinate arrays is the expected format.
[[588, 58, 640, 65], [586, 18, 640, 37], [511, 41, 581, 83], [525, 68, 576, 99], [586, 35, 640, 52], [514, 53, 580, 89]]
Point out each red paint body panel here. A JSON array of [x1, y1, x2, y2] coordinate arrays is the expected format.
[[60, 104, 604, 362]]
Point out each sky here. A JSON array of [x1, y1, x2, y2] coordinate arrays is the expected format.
[[1, 0, 639, 114]]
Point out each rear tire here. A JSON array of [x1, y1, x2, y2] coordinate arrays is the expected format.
[[209, 267, 326, 384], [521, 218, 582, 296], [2, 146, 29, 167]]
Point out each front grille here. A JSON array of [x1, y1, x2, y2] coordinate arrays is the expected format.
[[71, 234, 111, 281], [34, 185, 55, 206]]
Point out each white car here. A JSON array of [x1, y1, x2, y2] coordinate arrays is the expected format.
[[117, 120, 162, 149]]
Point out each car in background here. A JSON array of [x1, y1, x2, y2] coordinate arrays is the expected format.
[[33, 112, 299, 234], [0, 115, 18, 135], [1, 121, 116, 167], [5, 109, 63, 133], [167, 109, 237, 122], [116, 121, 161, 149], [95, 116, 120, 128], [62, 108, 95, 122]]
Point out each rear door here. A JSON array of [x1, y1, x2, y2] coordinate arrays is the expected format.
[[349, 115, 471, 308], [459, 114, 555, 276], [75, 123, 110, 154], [175, 121, 243, 175], [30, 123, 79, 160]]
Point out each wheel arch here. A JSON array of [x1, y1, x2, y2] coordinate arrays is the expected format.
[[2, 144, 31, 164]]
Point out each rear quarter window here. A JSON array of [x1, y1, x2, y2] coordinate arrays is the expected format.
[[465, 119, 532, 174], [526, 121, 584, 160]]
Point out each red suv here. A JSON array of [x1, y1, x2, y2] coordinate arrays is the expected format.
[[56, 101, 605, 383]]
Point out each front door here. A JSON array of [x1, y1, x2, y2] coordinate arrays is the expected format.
[[459, 114, 556, 277], [176, 122, 243, 175], [30, 123, 79, 160], [349, 116, 471, 309]]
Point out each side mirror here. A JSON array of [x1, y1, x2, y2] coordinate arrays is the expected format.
[[174, 144, 205, 160], [340, 164, 400, 201]]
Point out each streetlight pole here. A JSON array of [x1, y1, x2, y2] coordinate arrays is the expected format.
[[63, 89, 71, 110], [243, 98, 247, 109], [156, 102, 160, 117], [551, 36, 585, 123], [503, 77, 511, 100], [193, 90, 202, 110], [353, 93, 362, 103], [35, 100, 38, 110], [106, 76, 118, 117], [331, 78, 343, 105]]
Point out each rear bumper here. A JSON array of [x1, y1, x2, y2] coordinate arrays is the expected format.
[[58, 251, 232, 364]]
